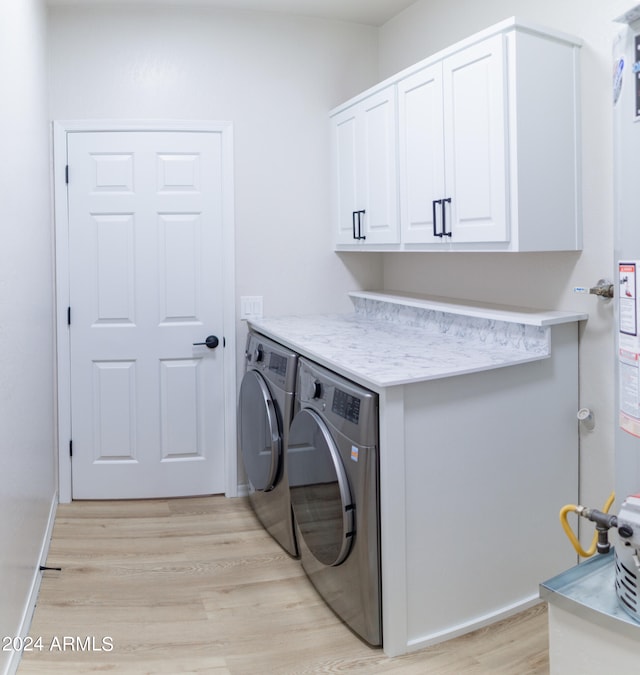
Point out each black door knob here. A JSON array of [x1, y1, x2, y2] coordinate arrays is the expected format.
[[193, 335, 219, 349]]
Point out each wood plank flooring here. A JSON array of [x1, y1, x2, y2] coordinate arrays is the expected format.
[[18, 496, 549, 674]]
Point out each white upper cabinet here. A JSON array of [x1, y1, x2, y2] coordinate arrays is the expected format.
[[332, 85, 399, 246], [331, 19, 582, 252], [399, 35, 506, 246]]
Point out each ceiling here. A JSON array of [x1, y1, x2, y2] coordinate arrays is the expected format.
[[44, 0, 418, 27]]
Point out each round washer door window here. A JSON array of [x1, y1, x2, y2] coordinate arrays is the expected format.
[[287, 408, 353, 566], [238, 370, 281, 491]]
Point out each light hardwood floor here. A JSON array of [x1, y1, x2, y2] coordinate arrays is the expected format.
[[19, 496, 549, 674]]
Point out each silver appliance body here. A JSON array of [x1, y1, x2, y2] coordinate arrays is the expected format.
[[614, 495, 640, 621], [238, 331, 298, 557], [287, 358, 381, 646]]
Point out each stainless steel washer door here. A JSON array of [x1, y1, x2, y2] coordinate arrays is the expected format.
[[239, 370, 281, 492], [287, 408, 353, 566]]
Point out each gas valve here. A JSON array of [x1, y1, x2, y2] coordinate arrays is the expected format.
[[573, 278, 614, 299], [590, 279, 614, 298]]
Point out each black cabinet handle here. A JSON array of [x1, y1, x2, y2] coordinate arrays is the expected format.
[[352, 209, 366, 240], [442, 198, 452, 237], [432, 199, 443, 237], [358, 210, 366, 240]]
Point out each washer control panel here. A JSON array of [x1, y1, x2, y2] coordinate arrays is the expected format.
[[332, 388, 361, 425]]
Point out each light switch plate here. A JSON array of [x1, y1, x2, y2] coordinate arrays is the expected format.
[[240, 296, 263, 320]]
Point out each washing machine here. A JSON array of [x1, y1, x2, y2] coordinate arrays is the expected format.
[[287, 357, 381, 646], [238, 331, 298, 557]]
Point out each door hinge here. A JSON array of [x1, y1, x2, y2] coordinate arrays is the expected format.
[[67, 306, 71, 326], [69, 440, 73, 457], [65, 165, 69, 184]]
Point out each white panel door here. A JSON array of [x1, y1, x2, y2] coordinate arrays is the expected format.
[[67, 131, 226, 499], [397, 63, 447, 244], [443, 34, 508, 243]]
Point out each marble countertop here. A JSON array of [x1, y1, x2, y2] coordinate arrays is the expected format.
[[248, 293, 587, 390], [248, 314, 543, 389]]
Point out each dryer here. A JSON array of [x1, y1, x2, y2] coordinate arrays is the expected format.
[[287, 358, 381, 646], [238, 331, 298, 557]]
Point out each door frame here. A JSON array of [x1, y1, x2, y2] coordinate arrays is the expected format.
[[53, 120, 237, 503]]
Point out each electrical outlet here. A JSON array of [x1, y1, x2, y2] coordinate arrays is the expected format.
[[240, 296, 263, 320]]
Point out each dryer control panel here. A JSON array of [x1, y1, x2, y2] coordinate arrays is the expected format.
[[244, 332, 297, 393]]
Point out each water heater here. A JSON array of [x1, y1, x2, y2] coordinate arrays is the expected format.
[[613, 6, 640, 506]]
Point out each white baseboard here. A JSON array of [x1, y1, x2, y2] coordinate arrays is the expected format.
[[402, 593, 541, 655], [4, 492, 58, 675]]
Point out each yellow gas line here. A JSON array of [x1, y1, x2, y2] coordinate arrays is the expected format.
[[559, 492, 616, 558]]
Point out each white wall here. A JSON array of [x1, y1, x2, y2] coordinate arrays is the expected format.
[[47, 5, 384, 322], [378, 0, 633, 523], [0, 1, 56, 671]]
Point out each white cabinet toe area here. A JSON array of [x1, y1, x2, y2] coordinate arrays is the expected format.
[[380, 326, 579, 654], [331, 18, 582, 252]]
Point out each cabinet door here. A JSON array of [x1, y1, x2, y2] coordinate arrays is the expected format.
[[359, 86, 399, 245], [398, 64, 447, 245], [333, 109, 360, 245], [331, 86, 398, 247], [443, 34, 508, 243]]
